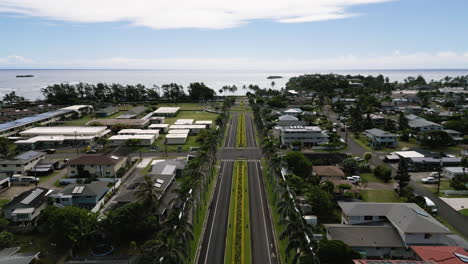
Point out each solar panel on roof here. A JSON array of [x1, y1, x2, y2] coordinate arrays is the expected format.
[[454, 252, 468, 263], [156, 179, 164, 184], [72, 186, 80, 194], [412, 208, 429, 217], [154, 183, 162, 188], [77, 186, 85, 194], [20, 189, 44, 205]]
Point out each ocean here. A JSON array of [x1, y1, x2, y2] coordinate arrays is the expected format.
[[1, 69, 468, 100]]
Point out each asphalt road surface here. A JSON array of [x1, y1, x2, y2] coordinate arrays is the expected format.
[[198, 161, 234, 264], [225, 114, 238, 148]]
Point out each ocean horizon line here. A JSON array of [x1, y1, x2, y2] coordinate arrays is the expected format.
[[1, 68, 468, 72]]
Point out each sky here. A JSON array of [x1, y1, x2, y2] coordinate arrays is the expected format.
[[0, 0, 468, 70]]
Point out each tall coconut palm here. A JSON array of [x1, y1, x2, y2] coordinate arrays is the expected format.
[[136, 175, 162, 213], [137, 239, 186, 264], [161, 209, 194, 258]]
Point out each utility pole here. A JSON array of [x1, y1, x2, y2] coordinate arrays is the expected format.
[[437, 159, 442, 195], [75, 130, 78, 156]]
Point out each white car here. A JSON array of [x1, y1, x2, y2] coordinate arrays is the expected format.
[[421, 177, 439, 184], [429, 172, 441, 178], [347, 176, 360, 184]]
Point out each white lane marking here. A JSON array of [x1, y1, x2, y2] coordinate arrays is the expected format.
[[204, 161, 229, 264], [254, 161, 273, 264]]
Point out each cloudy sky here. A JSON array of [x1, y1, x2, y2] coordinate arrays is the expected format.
[[1, 0, 467, 70]]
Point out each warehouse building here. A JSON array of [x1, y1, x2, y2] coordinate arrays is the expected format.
[[153, 107, 180, 117], [169, 124, 206, 135], [149, 124, 170, 133], [0, 105, 93, 137], [166, 133, 188, 145], [95, 106, 119, 117], [195, 120, 213, 129], [108, 134, 156, 146], [174, 119, 194, 125], [117, 129, 160, 138]]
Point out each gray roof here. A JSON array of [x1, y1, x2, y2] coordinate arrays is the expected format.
[[14, 151, 45, 161], [443, 129, 463, 135], [324, 224, 406, 248], [278, 115, 298, 121], [95, 106, 119, 114], [277, 120, 307, 127], [60, 181, 109, 197], [365, 128, 396, 137], [338, 202, 451, 234], [409, 157, 461, 164], [3, 187, 50, 211], [409, 118, 442, 128], [0, 108, 75, 133], [0, 247, 39, 264]]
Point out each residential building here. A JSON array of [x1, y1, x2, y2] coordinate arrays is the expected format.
[[368, 114, 386, 126], [442, 167, 468, 179], [412, 246, 468, 264], [116, 106, 147, 119], [407, 116, 443, 133], [153, 107, 180, 117], [312, 166, 345, 181], [174, 119, 194, 125], [365, 128, 398, 149], [67, 154, 127, 178], [166, 133, 189, 145], [169, 124, 206, 135], [408, 157, 461, 171], [325, 202, 453, 259], [443, 129, 464, 144], [277, 115, 307, 126], [51, 181, 109, 210], [149, 116, 165, 124], [282, 108, 303, 116], [0, 247, 40, 264], [0, 151, 45, 176], [117, 129, 160, 137], [2, 187, 51, 224], [95, 106, 119, 117], [148, 124, 169, 133], [0, 105, 92, 137], [275, 126, 329, 146], [194, 120, 213, 128]]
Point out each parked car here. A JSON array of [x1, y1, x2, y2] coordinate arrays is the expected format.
[[86, 149, 97, 154], [45, 149, 56, 154], [429, 172, 441, 178], [10, 175, 40, 185], [421, 177, 439, 184], [347, 176, 360, 184], [424, 196, 437, 213]]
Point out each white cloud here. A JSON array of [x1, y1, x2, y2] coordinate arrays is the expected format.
[[2, 51, 468, 70], [0, 0, 392, 29]]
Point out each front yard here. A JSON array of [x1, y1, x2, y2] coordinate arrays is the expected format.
[[360, 190, 403, 203]]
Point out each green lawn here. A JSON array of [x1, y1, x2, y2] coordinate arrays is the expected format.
[[156, 102, 218, 110], [361, 190, 403, 203], [16, 234, 65, 264], [164, 111, 218, 125], [459, 209, 468, 216], [423, 180, 457, 196], [351, 135, 373, 151], [399, 138, 463, 154], [0, 199, 10, 208], [361, 172, 387, 183]]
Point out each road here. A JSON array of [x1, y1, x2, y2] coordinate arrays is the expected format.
[[324, 105, 468, 240], [197, 161, 234, 264], [225, 114, 238, 148]]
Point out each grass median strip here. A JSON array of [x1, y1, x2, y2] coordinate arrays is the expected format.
[[236, 114, 246, 148], [225, 160, 251, 264]]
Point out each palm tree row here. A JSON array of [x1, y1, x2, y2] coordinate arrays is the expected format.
[[248, 94, 319, 264]]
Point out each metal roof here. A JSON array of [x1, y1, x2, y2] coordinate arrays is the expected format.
[[0, 108, 74, 132]]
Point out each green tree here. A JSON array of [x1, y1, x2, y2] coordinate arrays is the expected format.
[[0, 137, 15, 159], [395, 159, 411, 196], [137, 239, 186, 264], [420, 130, 453, 147], [284, 151, 312, 178], [2, 91, 25, 105], [398, 112, 409, 131], [188, 82, 215, 101], [374, 164, 392, 182], [341, 158, 358, 175], [317, 240, 360, 264], [0, 231, 14, 248], [305, 186, 334, 220], [136, 175, 162, 213], [39, 206, 97, 250], [363, 152, 372, 164]]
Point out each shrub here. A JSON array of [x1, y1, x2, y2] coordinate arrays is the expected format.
[[374, 164, 392, 182]]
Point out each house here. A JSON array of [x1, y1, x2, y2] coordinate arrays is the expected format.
[[166, 133, 189, 145], [442, 167, 468, 179], [149, 116, 165, 124], [407, 116, 443, 133], [408, 157, 461, 171], [195, 120, 213, 129], [67, 154, 127, 178], [365, 128, 398, 149], [368, 114, 386, 126], [30, 159, 60, 176], [312, 166, 345, 181], [274, 126, 329, 146], [148, 124, 170, 133], [118, 129, 160, 138], [283, 108, 303, 117], [51, 181, 109, 210], [116, 106, 147, 119], [0, 151, 45, 177], [443, 130, 464, 144], [153, 107, 180, 117], [277, 115, 307, 126], [169, 125, 206, 135], [0, 247, 40, 264], [325, 202, 453, 259], [95, 106, 119, 117], [411, 246, 468, 264], [2, 187, 51, 224], [174, 119, 194, 125]]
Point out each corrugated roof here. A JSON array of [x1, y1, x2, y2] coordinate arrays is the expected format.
[[325, 224, 406, 248], [68, 155, 122, 165], [411, 246, 468, 264]]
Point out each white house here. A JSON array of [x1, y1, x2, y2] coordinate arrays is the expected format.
[[174, 119, 194, 125], [275, 126, 328, 146], [2, 187, 51, 224], [149, 124, 170, 133], [195, 120, 213, 129], [153, 107, 180, 117], [166, 134, 188, 145], [108, 134, 156, 146], [169, 125, 206, 135], [365, 128, 398, 149]]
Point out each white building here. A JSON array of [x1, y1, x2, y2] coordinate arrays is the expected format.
[[168, 129, 191, 134], [169, 125, 206, 135], [195, 120, 213, 129], [166, 134, 188, 145], [149, 124, 170, 133], [275, 126, 329, 146], [365, 128, 398, 149], [108, 134, 156, 146], [283, 108, 303, 116], [118, 129, 160, 138], [153, 107, 180, 117], [442, 167, 468, 179], [174, 119, 194, 125], [0, 151, 45, 176]]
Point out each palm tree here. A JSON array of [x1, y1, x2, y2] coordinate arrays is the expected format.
[[161, 209, 194, 258], [137, 239, 186, 264], [136, 175, 162, 213]]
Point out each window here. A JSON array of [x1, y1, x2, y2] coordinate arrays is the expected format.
[[364, 216, 373, 220], [16, 165, 20, 167], [379, 216, 386, 220], [1, 165, 6, 167], [424, 233, 432, 239], [106, 172, 110, 175]]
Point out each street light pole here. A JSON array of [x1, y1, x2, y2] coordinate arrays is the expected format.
[[437, 159, 442, 195]]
